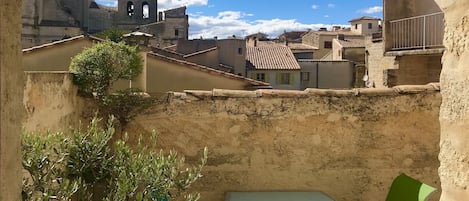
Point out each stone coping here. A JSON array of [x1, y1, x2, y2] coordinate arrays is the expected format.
[[165, 83, 440, 101]]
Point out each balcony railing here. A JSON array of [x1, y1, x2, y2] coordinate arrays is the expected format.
[[390, 12, 444, 50]]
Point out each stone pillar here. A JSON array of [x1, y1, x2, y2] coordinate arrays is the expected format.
[[435, 0, 469, 200], [0, 0, 24, 200]]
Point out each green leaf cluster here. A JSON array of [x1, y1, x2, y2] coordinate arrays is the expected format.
[[22, 116, 207, 201], [70, 41, 143, 97]]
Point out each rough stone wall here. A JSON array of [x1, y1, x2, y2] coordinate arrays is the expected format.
[[21, 72, 442, 201], [125, 86, 442, 201], [0, 0, 24, 199], [434, 0, 469, 200], [387, 55, 442, 87]]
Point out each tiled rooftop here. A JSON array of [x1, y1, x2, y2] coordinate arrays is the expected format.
[[246, 44, 301, 70], [147, 52, 270, 87], [336, 38, 365, 48], [286, 43, 319, 50]]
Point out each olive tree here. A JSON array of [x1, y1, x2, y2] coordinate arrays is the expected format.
[[22, 116, 207, 201], [70, 41, 142, 97]]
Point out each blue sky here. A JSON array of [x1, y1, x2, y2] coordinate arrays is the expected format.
[[96, 0, 382, 39]]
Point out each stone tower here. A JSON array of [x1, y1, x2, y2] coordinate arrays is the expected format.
[[117, 0, 157, 29]]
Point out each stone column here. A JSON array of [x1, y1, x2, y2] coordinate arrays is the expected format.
[[435, 0, 469, 200], [0, 0, 24, 200]]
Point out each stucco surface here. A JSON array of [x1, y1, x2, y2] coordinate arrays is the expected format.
[[435, 0, 469, 200], [125, 87, 442, 201], [21, 71, 442, 201], [23, 72, 93, 133]]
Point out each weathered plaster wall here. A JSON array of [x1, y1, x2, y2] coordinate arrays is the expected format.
[[22, 72, 442, 201], [126, 86, 442, 201], [434, 0, 469, 200], [0, 0, 24, 200], [22, 72, 94, 133]]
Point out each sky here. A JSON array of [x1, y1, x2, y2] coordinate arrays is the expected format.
[[96, 0, 383, 39]]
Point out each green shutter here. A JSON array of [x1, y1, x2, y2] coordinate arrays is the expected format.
[[265, 73, 270, 83], [250, 72, 255, 79], [289, 73, 294, 85]]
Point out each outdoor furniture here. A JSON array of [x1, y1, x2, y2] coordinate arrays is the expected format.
[[386, 173, 437, 201], [225, 192, 335, 201]]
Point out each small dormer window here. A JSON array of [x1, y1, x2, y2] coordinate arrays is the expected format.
[[127, 1, 135, 17], [368, 23, 372, 29], [355, 24, 358, 29]]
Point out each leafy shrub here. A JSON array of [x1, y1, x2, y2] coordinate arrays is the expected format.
[[22, 116, 207, 201], [69, 41, 142, 97]]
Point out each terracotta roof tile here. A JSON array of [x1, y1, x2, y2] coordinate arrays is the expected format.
[[246, 44, 301, 70], [336, 38, 365, 48], [286, 43, 318, 50], [147, 52, 270, 87]]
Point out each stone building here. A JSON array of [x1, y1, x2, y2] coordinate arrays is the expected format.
[[380, 0, 444, 87], [21, 0, 188, 48]]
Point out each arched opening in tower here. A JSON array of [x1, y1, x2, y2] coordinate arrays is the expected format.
[[127, 1, 135, 16], [142, 2, 149, 19]]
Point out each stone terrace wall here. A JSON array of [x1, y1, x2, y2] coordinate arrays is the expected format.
[[127, 86, 442, 201]]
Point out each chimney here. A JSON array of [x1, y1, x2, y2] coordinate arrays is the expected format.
[[333, 26, 341, 31], [158, 12, 163, 21], [338, 34, 345, 41]]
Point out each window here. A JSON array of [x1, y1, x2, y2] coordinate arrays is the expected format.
[[277, 73, 291, 85], [324, 41, 332, 49], [238, 47, 243, 55], [256, 73, 266, 82], [301, 72, 310, 81], [142, 2, 149, 19], [175, 29, 179, 37], [355, 24, 358, 29], [368, 23, 372, 29], [127, 1, 134, 16]]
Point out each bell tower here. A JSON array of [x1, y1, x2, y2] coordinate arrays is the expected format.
[[117, 0, 157, 28]]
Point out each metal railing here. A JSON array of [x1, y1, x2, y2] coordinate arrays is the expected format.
[[390, 12, 444, 50]]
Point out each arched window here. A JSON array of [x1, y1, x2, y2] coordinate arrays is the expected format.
[[142, 2, 149, 19], [127, 1, 135, 17]]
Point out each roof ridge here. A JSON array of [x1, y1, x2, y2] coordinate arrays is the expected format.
[[147, 52, 270, 87]]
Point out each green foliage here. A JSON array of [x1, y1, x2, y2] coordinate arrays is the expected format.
[[100, 88, 155, 128], [22, 132, 79, 201], [22, 116, 207, 201], [70, 41, 143, 97], [94, 27, 129, 43]]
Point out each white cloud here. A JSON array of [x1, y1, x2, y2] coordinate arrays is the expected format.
[[324, 15, 329, 18], [311, 5, 319, 10], [189, 11, 348, 39], [359, 6, 383, 14], [327, 3, 335, 8], [157, 0, 208, 10]]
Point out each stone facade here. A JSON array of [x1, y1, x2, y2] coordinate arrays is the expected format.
[[21, 0, 188, 48], [364, 36, 395, 88], [434, 0, 469, 200], [0, 0, 24, 200]]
